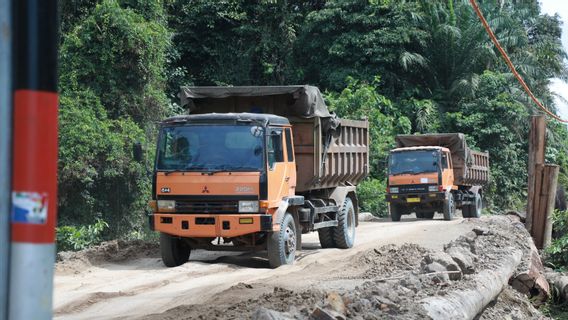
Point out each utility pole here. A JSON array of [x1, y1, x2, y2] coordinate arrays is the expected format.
[[526, 115, 546, 232], [9, 0, 59, 319], [0, 0, 12, 318]]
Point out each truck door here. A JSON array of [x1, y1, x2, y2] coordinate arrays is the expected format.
[[284, 128, 297, 196], [441, 151, 454, 188], [267, 128, 289, 202]]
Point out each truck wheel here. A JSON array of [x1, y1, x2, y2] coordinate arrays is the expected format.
[[443, 193, 456, 221], [471, 193, 482, 218], [390, 204, 402, 222], [416, 212, 424, 219], [318, 228, 335, 248], [333, 198, 356, 249], [462, 205, 472, 218], [160, 233, 190, 267], [267, 213, 297, 268], [423, 211, 435, 219]]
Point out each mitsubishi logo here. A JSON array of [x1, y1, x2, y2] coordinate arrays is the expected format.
[[202, 186, 210, 193]]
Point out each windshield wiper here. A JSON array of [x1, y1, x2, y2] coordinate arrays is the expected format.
[[161, 164, 209, 175]]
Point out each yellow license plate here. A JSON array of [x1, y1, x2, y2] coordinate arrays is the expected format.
[[406, 197, 420, 203]]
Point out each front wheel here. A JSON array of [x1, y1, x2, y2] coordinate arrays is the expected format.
[[267, 213, 297, 268], [443, 193, 456, 221], [333, 197, 356, 249], [390, 204, 402, 222], [160, 233, 190, 267]]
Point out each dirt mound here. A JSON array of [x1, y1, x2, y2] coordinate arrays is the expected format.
[[356, 243, 432, 279], [144, 216, 547, 320], [56, 239, 159, 274]]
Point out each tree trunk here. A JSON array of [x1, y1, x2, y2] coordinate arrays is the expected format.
[[421, 249, 522, 320]]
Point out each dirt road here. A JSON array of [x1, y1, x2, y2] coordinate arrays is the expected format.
[[53, 216, 476, 320]]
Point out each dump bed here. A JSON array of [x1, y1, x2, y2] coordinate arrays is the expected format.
[[179, 86, 369, 192], [395, 133, 489, 186]]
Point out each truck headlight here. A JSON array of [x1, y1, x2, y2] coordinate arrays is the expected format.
[[157, 200, 176, 211], [428, 185, 438, 192], [239, 201, 259, 213], [389, 187, 399, 194]]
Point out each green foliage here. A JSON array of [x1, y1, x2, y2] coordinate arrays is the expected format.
[[56, 219, 109, 251], [58, 89, 151, 238], [446, 71, 530, 210], [325, 77, 411, 179], [60, 0, 171, 123], [357, 178, 388, 217], [545, 210, 568, 272]]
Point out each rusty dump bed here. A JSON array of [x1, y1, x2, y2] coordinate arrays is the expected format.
[[395, 133, 489, 186], [179, 86, 369, 192]]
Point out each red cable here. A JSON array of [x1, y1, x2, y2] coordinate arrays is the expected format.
[[469, 0, 568, 123]]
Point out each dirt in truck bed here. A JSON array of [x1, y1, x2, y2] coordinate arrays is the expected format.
[[54, 216, 547, 319]]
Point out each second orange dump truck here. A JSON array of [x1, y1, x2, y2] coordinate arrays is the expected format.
[[147, 86, 369, 268], [386, 133, 489, 221]]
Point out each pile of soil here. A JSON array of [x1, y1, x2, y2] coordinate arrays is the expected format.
[[56, 239, 159, 274], [142, 216, 548, 320]]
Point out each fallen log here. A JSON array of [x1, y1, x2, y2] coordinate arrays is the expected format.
[[545, 271, 568, 302], [421, 249, 522, 320], [506, 215, 550, 303]]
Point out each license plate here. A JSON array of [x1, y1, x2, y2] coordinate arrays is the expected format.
[[406, 197, 420, 203]]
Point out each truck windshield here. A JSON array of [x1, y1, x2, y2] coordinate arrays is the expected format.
[[389, 150, 439, 175], [156, 125, 264, 171]]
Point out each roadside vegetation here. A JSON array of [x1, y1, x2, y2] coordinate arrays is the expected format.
[[57, 0, 567, 254]]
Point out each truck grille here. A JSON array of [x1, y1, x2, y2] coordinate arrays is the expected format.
[[175, 200, 239, 213]]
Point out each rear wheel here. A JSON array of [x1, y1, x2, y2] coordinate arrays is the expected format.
[[443, 193, 456, 221], [333, 198, 356, 249], [318, 228, 335, 248], [423, 211, 435, 219], [390, 204, 402, 222], [267, 213, 297, 268], [471, 193, 482, 218], [462, 205, 472, 218], [160, 233, 190, 267], [416, 212, 425, 219]]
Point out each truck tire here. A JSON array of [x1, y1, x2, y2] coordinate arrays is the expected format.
[[333, 198, 356, 249], [423, 211, 435, 219], [443, 193, 456, 221], [160, 233, 190, 267], [390, 204, 402, 222], [471, 193, 482, 218], [318, 228, 335, 248], [267, 213, 297, 268], [461, 205, 471, 218]]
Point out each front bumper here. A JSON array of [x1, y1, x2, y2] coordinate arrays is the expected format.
[[386, 192, 445, 204], [151, 213, 273, 238]]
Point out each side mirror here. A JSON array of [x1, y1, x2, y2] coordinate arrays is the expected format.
[[133, 142, 143, 162]]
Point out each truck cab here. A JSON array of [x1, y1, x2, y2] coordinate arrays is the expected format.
[[150, 113, 302, 266]]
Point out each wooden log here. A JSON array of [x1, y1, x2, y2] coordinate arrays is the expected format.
[[545, 271, 568, 302], [526, 116, 546, 233], [421, 249, 522, 320], [531, 163, 544, 246], [510, 237, 550, 303], [543, 165, 559, 248], [532, 164, 560, 249]]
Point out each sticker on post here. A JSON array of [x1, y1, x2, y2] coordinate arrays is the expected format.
[[11, 192, 48, 224]]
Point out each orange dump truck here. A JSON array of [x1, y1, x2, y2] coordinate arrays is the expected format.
[[385, 133, 489, 221], [147, 86, 369, 267]]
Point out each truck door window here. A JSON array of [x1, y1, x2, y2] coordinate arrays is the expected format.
[[442, 152, 449, 169], [267, 128, 284, 169], [285, 128, 294, 162]]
